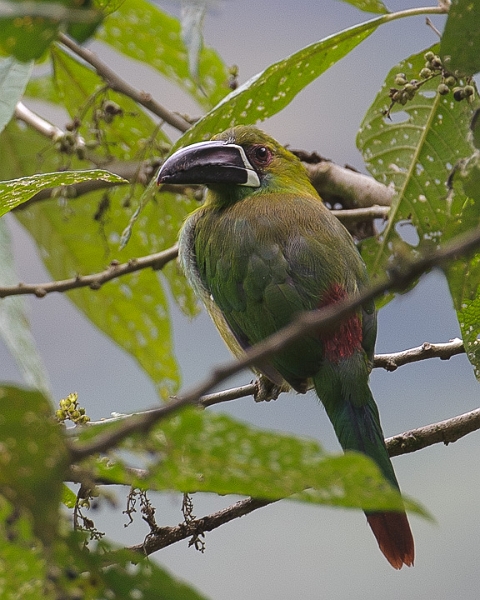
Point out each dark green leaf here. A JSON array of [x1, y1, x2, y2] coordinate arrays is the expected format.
[[1, 46, 191, 397], [443, 151, 480, 378], [172, 15, 384, 149], [0, 0, 103, 61], [0, 385, 67, 545], [440, 0, 480, 76], [0, 497, 52, 600], [61, 533, 211, 600], [357, 45, 480, 375]]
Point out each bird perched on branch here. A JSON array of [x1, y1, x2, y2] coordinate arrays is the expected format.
[[157, 125, 414, 569]]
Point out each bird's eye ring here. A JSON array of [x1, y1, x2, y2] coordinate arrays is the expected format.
[[249, 145, 272, 166]]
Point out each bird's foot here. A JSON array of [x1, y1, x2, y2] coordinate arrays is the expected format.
[[254, 376, 286, 402]]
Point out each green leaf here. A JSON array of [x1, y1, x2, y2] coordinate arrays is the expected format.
[[0, 169, 124, 211], [0, 497, 52, 600], [0, 169, 126, 217], [0, 385, 68, 545], [86, 407, 429, 516], [61, 484, 78, 509], [61, 534, 211, 600], [0, 120, 186, 398], [443, 151, 480, 378], [0, 0, 103, 61], [0, 219, 51, 395], [357, 44, 479, 280], [97, 0, 229, 109], [172, 15, 384, 149], [24, 72, 61, 104], [51, 45, 171, 161], [337, 0, 389, 14], [440, 0, 480, 76], [0, 57, 32, 134]]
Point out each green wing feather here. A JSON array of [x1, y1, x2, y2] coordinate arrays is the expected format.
[[181, 190, 370, 391]]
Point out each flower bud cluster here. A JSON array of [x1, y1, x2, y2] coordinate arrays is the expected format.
[[55, 392, 90, 425]]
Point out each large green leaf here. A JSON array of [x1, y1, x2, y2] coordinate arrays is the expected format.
[[0, 220, 51, 395], [357, 45, 480, 375], [443, 147, 480, 378], [357, 44, 479, 278], [97, 0, 229, 110], [0, 120, 188, 398], [173, 15, 385, 149], [441, 0, 480, 76], [0, 57, 32, 134], [85, 407, 429, 516], [0, 385, 67, 545]]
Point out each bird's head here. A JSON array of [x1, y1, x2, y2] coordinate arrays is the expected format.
[[157, 126, 316, 206]]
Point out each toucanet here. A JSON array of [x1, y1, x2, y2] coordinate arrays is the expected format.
[[157, 125, 414, 569]]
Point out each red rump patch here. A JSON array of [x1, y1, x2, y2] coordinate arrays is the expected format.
[[319, 283, 362, 363]]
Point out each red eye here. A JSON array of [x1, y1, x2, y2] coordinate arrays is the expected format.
[[249, 145, 272, 167]]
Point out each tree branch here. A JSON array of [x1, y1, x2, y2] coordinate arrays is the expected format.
[[57, 33, 191, 133], [67, 226, 480, 463], [386, 407, 480, 457], [303, 160, 394, 209], [0, 245, 178, 299], [15, 102, 66, 141], [374, 338, 465, 371], [128, 497, 273, 556]]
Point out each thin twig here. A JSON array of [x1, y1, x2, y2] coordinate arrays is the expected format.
[[386, 406, 480, 456], [374, 338, 465, 371], [128, 497, 272, 556], [57, 33, 191, 133], [0, 202, 388, 297], [67, 226, 480, 463], [0, 245, 178, 299]]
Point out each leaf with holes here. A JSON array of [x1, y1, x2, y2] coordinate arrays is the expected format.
[[172, 15, 386, 150], [357, 44, 479, 281], [443, 150, 480, 378], [82, 407, 430, 517]]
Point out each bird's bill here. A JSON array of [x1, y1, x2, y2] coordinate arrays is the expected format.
[[157, 140, 261, 187]]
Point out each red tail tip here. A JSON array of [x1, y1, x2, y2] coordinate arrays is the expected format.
[[367, 512, 414, 569]]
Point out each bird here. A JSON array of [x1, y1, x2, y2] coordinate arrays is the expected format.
[[157, 125, 414, 569]]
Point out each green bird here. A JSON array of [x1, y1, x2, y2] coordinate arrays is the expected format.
[[157, 125, 414, 569]]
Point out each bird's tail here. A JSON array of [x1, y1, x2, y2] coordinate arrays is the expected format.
[[314, 363, 414, 569]]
